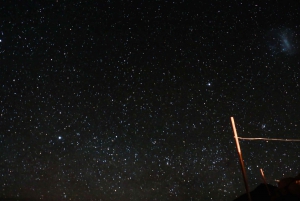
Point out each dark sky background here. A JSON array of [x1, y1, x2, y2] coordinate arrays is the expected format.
[[1, 1, 300, 200]]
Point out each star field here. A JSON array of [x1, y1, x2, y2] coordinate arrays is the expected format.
[[1, 1, 300, 200]]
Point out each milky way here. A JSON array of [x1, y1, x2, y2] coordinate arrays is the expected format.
[[1, 1, 300, 201]]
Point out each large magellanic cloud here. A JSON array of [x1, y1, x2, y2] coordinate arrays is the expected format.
[[265, 27, 298, 56]]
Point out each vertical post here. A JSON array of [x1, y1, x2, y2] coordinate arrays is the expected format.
[[260, 168, 271, 196], [230, 117, 252, 201]]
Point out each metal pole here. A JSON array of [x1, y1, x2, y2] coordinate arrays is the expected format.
[[260, 168, 271, 196], [230, 117, 252, 201]]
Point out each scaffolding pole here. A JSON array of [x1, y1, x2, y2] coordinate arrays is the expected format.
[[260, 168, 271, 196], [230, 117, 252, 201]]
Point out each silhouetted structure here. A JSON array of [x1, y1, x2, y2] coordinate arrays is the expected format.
[[233, 173, 300, 201], [233, 183, 278, 201]]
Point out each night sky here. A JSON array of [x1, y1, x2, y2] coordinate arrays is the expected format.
[[1, 1, 300, 200]]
